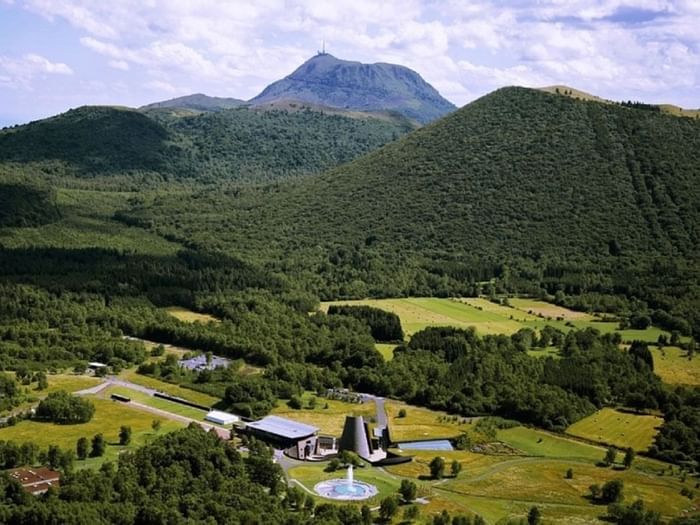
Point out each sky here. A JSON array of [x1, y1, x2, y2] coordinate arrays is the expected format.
[[0, 0, 699, 126]]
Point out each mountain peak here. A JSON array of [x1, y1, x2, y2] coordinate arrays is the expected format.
[[250, 54, 455, 124]]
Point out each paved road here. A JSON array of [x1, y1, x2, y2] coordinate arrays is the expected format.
[[75, 376, 158, 397]]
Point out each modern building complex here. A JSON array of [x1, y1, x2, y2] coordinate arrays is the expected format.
[[245, 415, 319, 459]]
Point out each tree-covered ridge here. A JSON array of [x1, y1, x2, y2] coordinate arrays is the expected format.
[[0, 107, 172, 175], [0, 104, 413, 183], [154, 106, 415, 183]]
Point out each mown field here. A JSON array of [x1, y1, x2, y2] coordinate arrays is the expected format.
[[566, 408, 663, 452], [321, 297, 675, 343]]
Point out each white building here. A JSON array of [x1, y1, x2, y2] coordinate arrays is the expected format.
[[205, 410, 239, 426]]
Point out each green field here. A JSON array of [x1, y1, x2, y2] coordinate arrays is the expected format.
[[566, 408, 662, 452], [321, 297, 676, 343], [650, 345, 700, 386], [0, 398, 182, 467], [385, 400, 474, 442], [383, 421, 696, 524], [497, 426, 607, 462]]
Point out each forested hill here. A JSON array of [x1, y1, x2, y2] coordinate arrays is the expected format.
[[250, 53, 456, 124], [253, 86, 700, 259], [0, 104, 413, 183], [123, 87, 700, 332]]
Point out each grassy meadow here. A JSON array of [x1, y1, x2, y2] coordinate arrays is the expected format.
[[566, 408, 663, 452], [382, 424, 697, 523]]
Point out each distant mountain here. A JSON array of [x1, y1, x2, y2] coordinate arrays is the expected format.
[[140, 93, 246, 113], [249, 53, 456, 124]]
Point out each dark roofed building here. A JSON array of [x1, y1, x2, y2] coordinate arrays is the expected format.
[[245, 415, 319, 459], [8, 467, 60, 495]]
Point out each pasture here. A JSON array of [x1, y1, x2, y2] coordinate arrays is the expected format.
[[566, 408, 662, 452], [650, 345, 700, 386]]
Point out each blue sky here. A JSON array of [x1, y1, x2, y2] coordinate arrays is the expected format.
[[1, 0, 698, 127]]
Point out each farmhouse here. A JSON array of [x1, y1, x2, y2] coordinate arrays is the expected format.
[[245, 415, 319, 459], [205, 410, 239, 426], [8, 467, 60, 495]]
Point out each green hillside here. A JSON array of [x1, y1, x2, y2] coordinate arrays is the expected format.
[[119, 87, 700, 332], [0, 105, 413, 183], [0, 106, 172, 175], [152, 106, 414, 183], [0, 183, 61, 227]]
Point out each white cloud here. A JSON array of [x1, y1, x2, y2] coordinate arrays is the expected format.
[[0, 52, 72, 88], [108, 59, 129, 71], [145, 79, 177, 93], [8, 0, 700, 107]]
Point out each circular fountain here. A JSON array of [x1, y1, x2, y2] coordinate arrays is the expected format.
[[314, 465, 378, 501]]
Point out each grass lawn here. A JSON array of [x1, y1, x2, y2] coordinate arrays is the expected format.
[[566, 408, 663, 452], [0, 398, 183, 467], [163, 306, 220, 324], [271, 393, 375, 436], [385, 400, 474, 442], [497, 426, 607, 462], [43, 374, 102, 395], [288, 463, 400, 506], [650, 345, 700, 386], [375, 343, 397, 361], [117, 368, 220, 407]]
